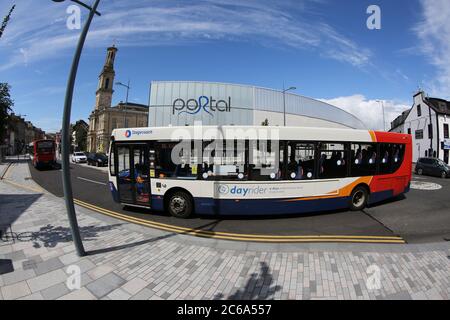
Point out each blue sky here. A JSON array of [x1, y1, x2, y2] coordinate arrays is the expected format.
[[1, 0, 449, 132]]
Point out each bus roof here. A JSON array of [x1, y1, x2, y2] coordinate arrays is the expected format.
[[111, 126, 410, 144]]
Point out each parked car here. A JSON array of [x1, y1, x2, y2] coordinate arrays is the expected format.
[[71, 152, 87, 163], [87, 152, 108, 167], [415, 158, 450, 178]]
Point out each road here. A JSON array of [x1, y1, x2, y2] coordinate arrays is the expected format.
[[29, 161, 450, 243]]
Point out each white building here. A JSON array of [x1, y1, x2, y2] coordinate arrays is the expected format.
[[148, 81, 366, 130], [390, 91, 450, 164]]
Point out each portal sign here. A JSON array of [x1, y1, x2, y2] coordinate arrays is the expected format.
[[173, 96, 231, 117]]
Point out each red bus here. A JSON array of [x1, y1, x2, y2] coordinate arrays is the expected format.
[[31, 139, 57, 169]]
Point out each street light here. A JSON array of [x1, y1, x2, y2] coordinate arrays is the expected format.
[[376, 100, 386, 131], [282, 86, 296, 126], [52, 0, 101, 257], [116, 80, 131, 127]]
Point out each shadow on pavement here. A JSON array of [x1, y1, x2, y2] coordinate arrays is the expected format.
[[87, 220, 222, 256], [213, 262, 282, 300], [0, 194, 43, 233], [31, 223, 124, 248], [0, 259, 14, 275]]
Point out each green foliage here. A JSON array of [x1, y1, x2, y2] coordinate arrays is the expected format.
[[75, 128, 87, 151], [0, 83, 14, 142]]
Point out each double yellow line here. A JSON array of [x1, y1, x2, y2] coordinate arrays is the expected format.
[[73, 198, 406, 244], [1, 162, 405, 244]]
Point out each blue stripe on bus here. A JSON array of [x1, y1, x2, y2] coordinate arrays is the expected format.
[[110, 186, 409, 216]]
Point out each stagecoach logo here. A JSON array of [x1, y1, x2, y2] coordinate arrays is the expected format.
[[173, 96, 231, 117], [124, 129, 153, 138], [217, 185, 229, 194]]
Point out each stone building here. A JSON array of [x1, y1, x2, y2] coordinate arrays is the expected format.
[[87, 46, 148, 153], [5, 114, 45, 155]]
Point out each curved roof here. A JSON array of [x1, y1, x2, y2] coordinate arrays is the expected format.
[[150, 81, 366, 129]]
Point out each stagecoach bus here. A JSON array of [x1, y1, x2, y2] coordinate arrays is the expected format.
[[30, 139, 57, 169], [108, 126, 412, 218]]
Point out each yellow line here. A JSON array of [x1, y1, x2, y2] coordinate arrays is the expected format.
[[73, 198, 405, 244], [74, 199, 403, 240], [2, 177, 46, 194], [0, 166, 405, 244]]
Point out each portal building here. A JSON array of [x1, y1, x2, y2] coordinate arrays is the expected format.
[[148, 81, 366, 130]]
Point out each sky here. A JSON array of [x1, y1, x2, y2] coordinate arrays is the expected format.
[[0, 0, 449, 132]]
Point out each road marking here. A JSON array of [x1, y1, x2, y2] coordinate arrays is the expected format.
[[410, 181, 442, 191], [73, 198, 406, 244], [76, 177, 107, 185]]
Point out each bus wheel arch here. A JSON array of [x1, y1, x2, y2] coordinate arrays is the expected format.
[[349, 184, 370, 211], [164, 187, 195, 219]]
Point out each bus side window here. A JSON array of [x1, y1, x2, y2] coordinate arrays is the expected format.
[[202, 140, 248, 181], [248, 140, 281, 181], [391, 144, 405, 173], [317, 143, 347, 179], [287, 142, 315, 180], [378, 143, 392, 175], [351, 143, 377, 177]]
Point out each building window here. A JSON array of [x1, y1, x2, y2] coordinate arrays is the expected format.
[[105, 78, 109, 90], [112, 118, 117, 129], [415, 129, 423, 140], [428, 124, 433, 139], [407, 128, 411, 135], [417, 104, 422, 117], [444, 124, 449, 139]]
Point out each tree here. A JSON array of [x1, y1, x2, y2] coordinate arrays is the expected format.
[[0, 83, 14, 142], [261, 118, 269, 126], [0, 5, 16, 40], [75, 128, 87, 151]]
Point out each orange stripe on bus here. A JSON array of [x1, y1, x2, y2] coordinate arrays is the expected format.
[[282, 177, 373, 202]]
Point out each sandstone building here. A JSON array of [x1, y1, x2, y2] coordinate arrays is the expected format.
[[87, 46, 148, 153]]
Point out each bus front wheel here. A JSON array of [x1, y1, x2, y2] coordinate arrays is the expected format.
[[349, 186, 368, 211], [167, 191, 193, 219]]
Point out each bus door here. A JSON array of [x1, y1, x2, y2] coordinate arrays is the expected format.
[[116, 144, 151, 207]]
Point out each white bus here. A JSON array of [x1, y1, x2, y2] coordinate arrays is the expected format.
[[108, 126, 412, 218]]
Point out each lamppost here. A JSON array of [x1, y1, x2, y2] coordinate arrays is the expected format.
[[52, 0, 101, 257], [376, 100, 386, 131], [116, 80, 130, 127], [282, 86, 296, 126]]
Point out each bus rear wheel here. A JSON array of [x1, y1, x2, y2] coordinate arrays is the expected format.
[[349, 186, 368, 211], [167, 191, 193, 219]]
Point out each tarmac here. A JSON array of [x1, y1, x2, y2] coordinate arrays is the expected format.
[[0, 160, 449, 300]]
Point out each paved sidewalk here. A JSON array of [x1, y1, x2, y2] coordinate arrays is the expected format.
[[0, 161, 449, 300]]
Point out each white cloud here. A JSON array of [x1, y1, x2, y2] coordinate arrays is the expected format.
[[0, 0, 372, 71], [415, 0, 450, 99], [318, 95, 410, 131]]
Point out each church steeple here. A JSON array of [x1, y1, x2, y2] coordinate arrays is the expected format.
[[95, 45, 117, 110]]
